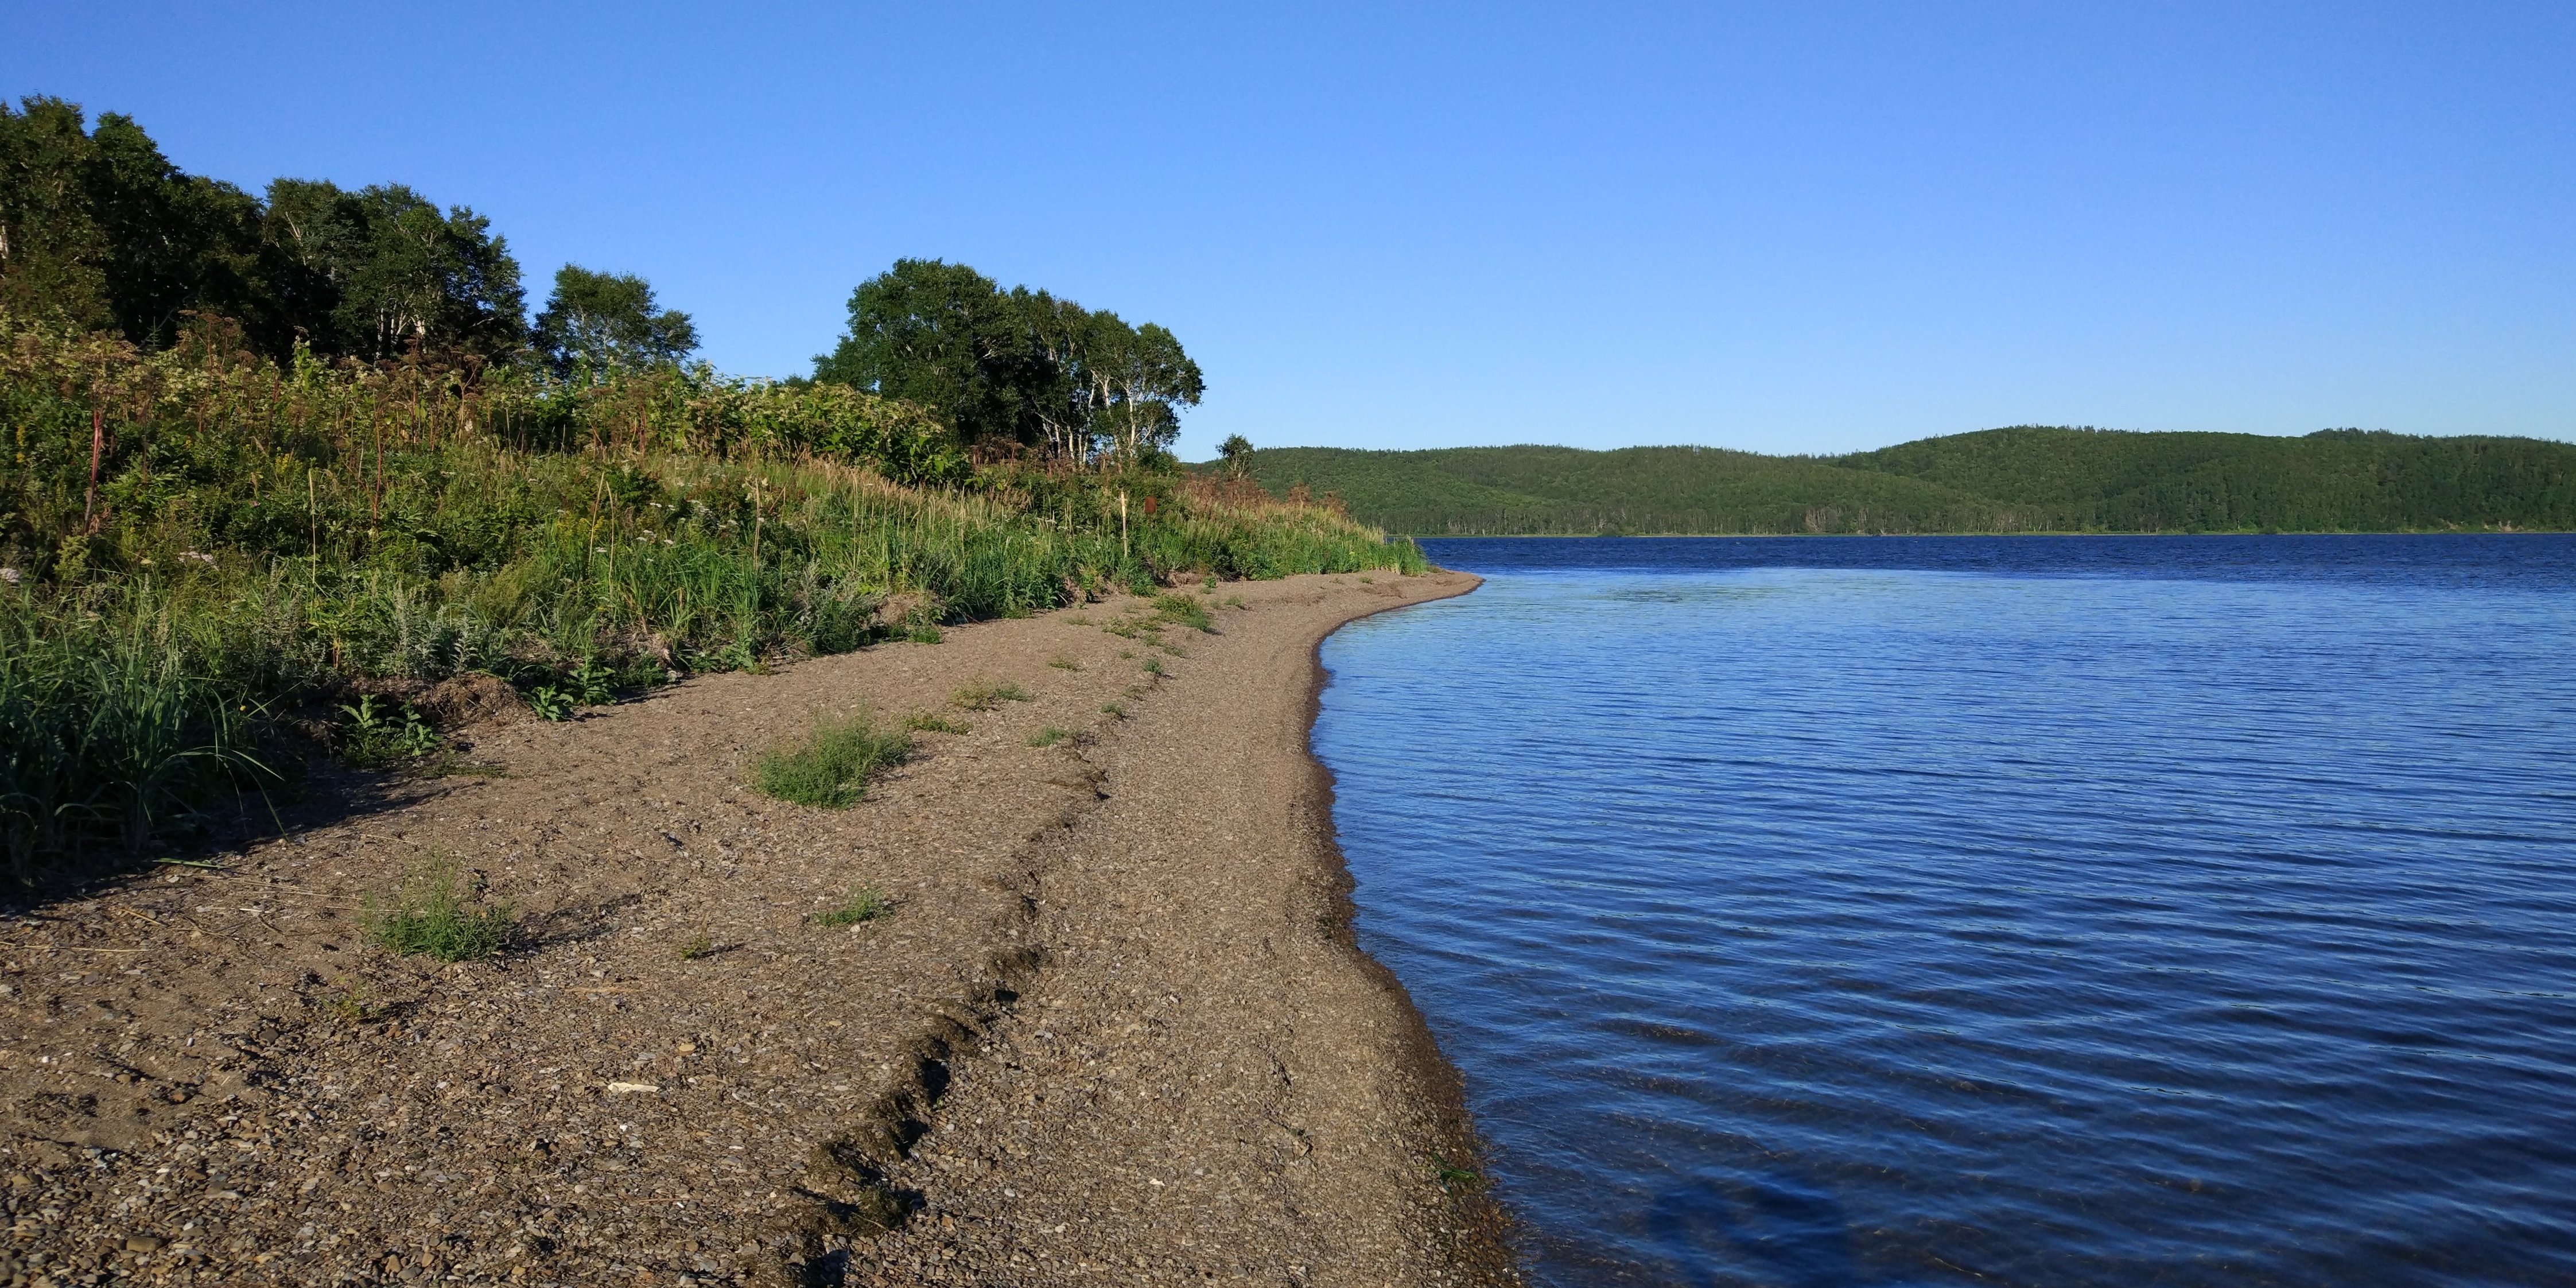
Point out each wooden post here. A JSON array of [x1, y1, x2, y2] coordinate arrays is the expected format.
[[83, 408, 104, 534]]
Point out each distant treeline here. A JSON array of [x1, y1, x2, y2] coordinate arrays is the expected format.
[[1229, 428, 2576, 534]]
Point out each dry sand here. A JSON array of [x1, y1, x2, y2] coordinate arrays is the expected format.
[[0, 569, 1513, 1287]]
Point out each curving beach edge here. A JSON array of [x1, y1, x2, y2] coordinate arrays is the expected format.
[[1, 569, 1514, 1286]]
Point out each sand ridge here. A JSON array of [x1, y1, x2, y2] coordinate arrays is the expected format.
[[0, 569, 1510, 1286]]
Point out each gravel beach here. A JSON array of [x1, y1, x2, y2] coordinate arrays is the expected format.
[[0, 569, 1510, 1287]]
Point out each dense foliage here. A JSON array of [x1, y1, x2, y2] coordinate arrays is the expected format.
[[1234, 428, 2576, 534], [2, 98, 524, 363], [815, 258, 1203, 466], [0, 312, 1415, 876]]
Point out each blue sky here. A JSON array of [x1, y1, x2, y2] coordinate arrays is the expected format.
[[10, 2, 2571, 457]]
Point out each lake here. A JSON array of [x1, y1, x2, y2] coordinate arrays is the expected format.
[[1313, 536, 2576, 1287]]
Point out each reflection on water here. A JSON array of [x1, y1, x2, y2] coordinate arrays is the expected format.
[[1315, 536, 2576, 1287]]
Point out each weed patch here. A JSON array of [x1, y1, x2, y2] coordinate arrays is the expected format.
[[339, 695, 439, 767], [902, 712, 969, 734], [951, 681, 1032, 711], [364, 859, 514, 963], [813, 885, 892, 927], [1028, 726, 1071, 747], [755, 713, 912, 809], [1153, 593, 1215, 632], [1047, 657, 1083, 671]]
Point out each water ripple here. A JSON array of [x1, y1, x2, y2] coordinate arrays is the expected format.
[[1318, 536, 2576, 1287]]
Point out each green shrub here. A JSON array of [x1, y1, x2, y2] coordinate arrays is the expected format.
[[364, 859, 514, 962], [755, 713, 911, 808]]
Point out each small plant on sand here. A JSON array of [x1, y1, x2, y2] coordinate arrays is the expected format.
[[677, 930, 714, 960], [1222, 594, 1246, 609], [1152, 593, 1214, 632], [1141, 657, 1165, 676], [903, 712, 969, 734], [1431, 1154, 1483, 1193], [573, 656, 616, 705], [907, 624, 943, 645], [1028, 726, 1071, 747], [1047, 656, 1082, 671], [364, 858, 514, 963], [527, 684, 576, 721], [813, 884, 893, 927], [951, 680, 1032, 711], [325, 976, 382, 1025], [756, 713, 912, 809], [1100, 702, 1126, 719], [1201, 575, 1219, 591]]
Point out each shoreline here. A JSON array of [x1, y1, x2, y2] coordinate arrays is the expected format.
[[1, 570, 1510, 1286]]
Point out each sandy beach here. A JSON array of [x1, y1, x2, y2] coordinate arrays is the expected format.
[[0, 569, 1511, 1287]]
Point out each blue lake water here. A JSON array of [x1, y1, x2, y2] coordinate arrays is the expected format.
[[1312, 536, 2576, 1287]]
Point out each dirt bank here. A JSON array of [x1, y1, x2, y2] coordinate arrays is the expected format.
[[0, 569, 1509, 1286]]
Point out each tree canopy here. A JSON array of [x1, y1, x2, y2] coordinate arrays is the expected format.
[[2, 95, 524, 363], [532, 264, 700, 378], [814, 258, 1203, 466]]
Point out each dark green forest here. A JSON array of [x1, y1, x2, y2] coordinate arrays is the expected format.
[[1227, 428, 2576, 535]]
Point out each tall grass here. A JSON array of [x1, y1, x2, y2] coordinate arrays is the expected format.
[[0, 311, 1424, 876]]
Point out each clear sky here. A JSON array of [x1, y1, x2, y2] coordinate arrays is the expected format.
[[10, 2, 2571, 458]]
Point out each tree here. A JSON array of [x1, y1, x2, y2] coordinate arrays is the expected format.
[[815, 259, 1206, 464], [1218, 434, 1254, 476], [83, 112, 265, 351], [531, 265, 699, 378], [814, 258, 1009, 443], [0, 97, 115, 332], [1085, 317, 1203, 463], [259, 179, 526, 362]]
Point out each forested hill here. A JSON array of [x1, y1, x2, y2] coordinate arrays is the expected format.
[[1223, 428, 2576, 535]]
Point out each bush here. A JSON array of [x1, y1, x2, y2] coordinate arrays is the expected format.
[[755, 713, 911, 809]]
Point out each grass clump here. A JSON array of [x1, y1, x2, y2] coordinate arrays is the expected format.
[[1141, 657, 1165, 676], [755, 713, 911, 809], [1028, 726, 1071, 747], [1047, 656, 1082, 671], [813, 884, 892, 927], [951, 680, 1032, 711], [1152, 593, 1215, 632], [364, 858, 514, 962], [902, 711, 969, 734], [678, 930, 714, 960]]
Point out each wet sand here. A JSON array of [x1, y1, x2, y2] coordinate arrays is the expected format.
[[1, 569, 1512, 1286]]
